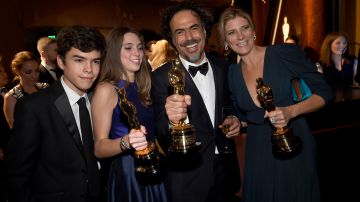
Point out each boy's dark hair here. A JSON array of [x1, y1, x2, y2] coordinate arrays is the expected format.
[[56, 25, 106, 62], [160, 1, 213, 45]]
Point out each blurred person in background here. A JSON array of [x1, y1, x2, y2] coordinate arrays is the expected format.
[[37, 36, 62, 84], [3, 51, 48, 129], [285, 34, 299, 44], [147, 39, 177, 71], [0, 55, 11, 202], [318, 31, 359, 101]]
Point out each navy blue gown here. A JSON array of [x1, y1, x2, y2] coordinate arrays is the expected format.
[[228, 44, 333, 202], [108, 80, 167, 202]]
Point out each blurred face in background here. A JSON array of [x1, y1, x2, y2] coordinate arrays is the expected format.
[[45, 42, 58, 67], [149, 40, 167, 61], [16, 60, 40, 87], [285, 38, 296, 44], [0, 63, 9, 87], [331, 36, 347, 56], [146, 41, 156, 60]]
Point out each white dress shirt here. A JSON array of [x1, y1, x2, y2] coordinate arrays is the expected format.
[[179, 55, 218, 154], [179, 55, 216, 127], [60, 77, 92, 142]]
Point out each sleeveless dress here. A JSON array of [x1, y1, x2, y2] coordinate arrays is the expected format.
[[228, 45, 333, 202], [108, 80, 167, 202], [9, 82, 49, 100]]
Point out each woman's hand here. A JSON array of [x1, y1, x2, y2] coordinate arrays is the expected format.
[[265, 106, 293, 128], [128, 125, 148, 150]]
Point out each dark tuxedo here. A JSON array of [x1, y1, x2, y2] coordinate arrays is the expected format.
[[38, 64, 62, 85], [6, 80, 101, 202], [151, 54, 240, 202]]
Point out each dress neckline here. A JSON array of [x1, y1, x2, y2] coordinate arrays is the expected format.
[[239, 46, 269, 110]]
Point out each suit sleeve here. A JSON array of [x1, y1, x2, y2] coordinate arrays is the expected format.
[[5, 97, 40, 202], [151, 66, 172, 153]]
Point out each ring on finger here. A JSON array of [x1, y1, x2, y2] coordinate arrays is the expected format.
[[270, 117, 276, 123]]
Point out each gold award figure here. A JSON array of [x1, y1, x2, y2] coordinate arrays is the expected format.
[[168, 59, 199, 153], [256, 78, 302, 159], [117, 88, 164, 179]]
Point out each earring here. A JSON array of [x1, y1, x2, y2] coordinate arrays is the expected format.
[[253, 34, 257, 41], [225, 44, 228, 51]]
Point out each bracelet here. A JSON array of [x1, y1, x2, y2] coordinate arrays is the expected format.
[[120, 136, 131, 151], [227, 115, 238, 120]]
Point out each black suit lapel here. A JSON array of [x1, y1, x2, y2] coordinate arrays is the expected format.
[[52, 82, 84, 153], [209, 58, 224, 129]]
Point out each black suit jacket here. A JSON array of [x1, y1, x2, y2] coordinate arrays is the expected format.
[[6, 80, 100, 202], [38, 64, 62, 85], [151, 54, 240, 202]]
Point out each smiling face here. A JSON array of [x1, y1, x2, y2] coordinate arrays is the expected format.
[[57, 47, 101, 95], [224, 16, 255, 56], [120, 32, 144, 80], [170, 9, 206, 64], [330, 36, 347, 56]]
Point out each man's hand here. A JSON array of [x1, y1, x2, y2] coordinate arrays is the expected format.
[[219, 116, 241, 138], [165, 94, 191, 124]]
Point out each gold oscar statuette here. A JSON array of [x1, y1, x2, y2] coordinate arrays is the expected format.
[[117, 87, 165, 179], [256, 78, 302, 159], [167, 59, 200, 153]]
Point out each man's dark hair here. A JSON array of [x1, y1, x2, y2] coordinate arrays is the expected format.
[[56, 25, 106, 61], [160, 1, 213, 44]]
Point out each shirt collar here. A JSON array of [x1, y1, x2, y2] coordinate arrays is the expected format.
[[60, 77, 88, 106], [179, 54, 208, 71]]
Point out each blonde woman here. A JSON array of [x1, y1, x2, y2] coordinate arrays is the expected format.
[[217, 7, 333, 202]]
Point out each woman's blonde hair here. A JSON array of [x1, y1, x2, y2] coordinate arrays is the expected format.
[[217, 7, 255, 46]]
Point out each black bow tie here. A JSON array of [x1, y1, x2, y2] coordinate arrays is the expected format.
[[188, 62, 209, 77]]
